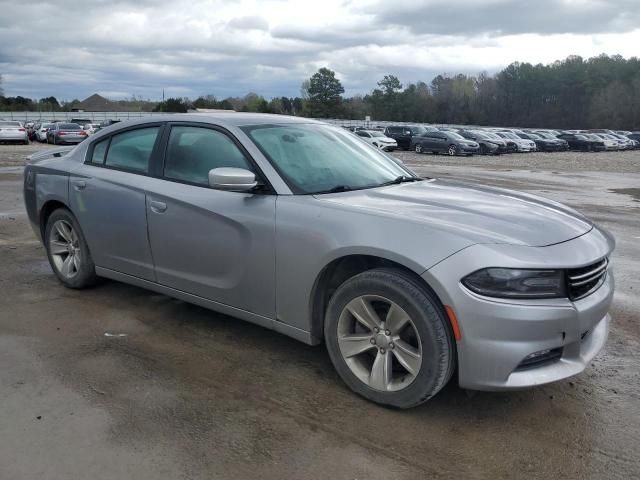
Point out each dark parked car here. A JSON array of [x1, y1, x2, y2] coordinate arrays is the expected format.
[[517, 132, 564, 152], [557, 133, 605, 151], [459, 130, 507, 154], [384, 125, 438, 150], [532, 131, 570, 150], [412, 131, 479, 156], [46, 123, 89, 145]]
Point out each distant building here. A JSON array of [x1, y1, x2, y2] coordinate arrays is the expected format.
[[75, 94, 115, 112]]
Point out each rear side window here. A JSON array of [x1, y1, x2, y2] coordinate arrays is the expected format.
[[91, 139, 108, 164], [164, 126, 251, 186], [105, 127, 159, 173]]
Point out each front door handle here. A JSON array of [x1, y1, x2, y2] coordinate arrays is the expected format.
[[149, 200, 167, 213], [73, 180, 86, 191]]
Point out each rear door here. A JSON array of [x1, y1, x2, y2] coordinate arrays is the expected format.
[[69, 124, 163, 280], [144, 123, 277, 318]]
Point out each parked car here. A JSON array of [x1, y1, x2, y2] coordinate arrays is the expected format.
[[494, 131, 536, 152], [517, 132, 565, 152], [481, 131, 517, 153], [411, 130, 479, 156], [531, 131, 570, 150], [35, 123, 54, 142], [609, 133, 636, 150], [0, 121, 29, 144], [627, 132, 640, 143], [25, 122, 39, 141], [354, 130, 397, 151], [384, 125, 438, 150], [83, 123, 102, 135], [587, 134, 618, 151], [24, 113, 615, 408], [557, 133, 605, 151], [459, 130, 505, 154], [46, 123, 88, 145]]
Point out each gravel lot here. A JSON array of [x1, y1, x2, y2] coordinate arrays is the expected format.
[[1, 142, 639, 480]]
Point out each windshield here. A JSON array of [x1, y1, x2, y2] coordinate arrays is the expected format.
[[369, 131, 385, 137], [409, 126, 427, 135], [498, 132, 518, 139], [243, 124, 413, 194], [537, 132, 554, 139], [470, 131, 488, 140], [481, 131, 501, 140], [59, 123, 81, 130], [527, 133, 542, 139], [446, 132, 465, 140], [575, 135, 588, 140]]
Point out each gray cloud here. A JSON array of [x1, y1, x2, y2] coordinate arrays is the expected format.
[[361, 0, 640, 36]]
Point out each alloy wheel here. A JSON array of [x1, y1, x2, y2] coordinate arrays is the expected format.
[[337, 295, 422, 392], [415, 144, 422, 153], [448, 145, 457, 156], [48, 219, 81, 279]]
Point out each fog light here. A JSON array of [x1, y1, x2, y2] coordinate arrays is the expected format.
[[515, 347, 563, 371]]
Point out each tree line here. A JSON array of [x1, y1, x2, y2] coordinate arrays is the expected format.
[[2, 54, 639, 129]]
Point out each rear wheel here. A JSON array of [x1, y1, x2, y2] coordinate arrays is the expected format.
[[415, 144, 423, 154], [448, 144, 458, 156], [324, 268, 455, 408], [44, 209, 97, 289]]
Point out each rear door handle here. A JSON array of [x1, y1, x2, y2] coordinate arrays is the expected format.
[[149, 200, 167, 213], [73, 180, 86, 191]]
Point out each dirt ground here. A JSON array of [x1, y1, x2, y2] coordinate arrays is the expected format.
[[1, 142, 639, 480]]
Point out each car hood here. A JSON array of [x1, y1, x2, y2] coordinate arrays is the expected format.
[[315, 179, 593, 247]]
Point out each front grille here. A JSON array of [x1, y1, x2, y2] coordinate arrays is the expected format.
[[567, 258, 608, 300]]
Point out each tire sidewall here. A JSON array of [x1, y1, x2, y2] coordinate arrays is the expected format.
[[324, 268, 455, 408], [44, 208, 97, 289]]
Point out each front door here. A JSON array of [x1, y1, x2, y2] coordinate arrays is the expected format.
[[145, 124, 277, 318]]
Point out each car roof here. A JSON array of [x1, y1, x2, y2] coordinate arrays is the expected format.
[[104, 113, 325, 129]]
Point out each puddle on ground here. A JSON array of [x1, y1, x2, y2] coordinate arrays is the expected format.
[[609, 188, 640, 202]]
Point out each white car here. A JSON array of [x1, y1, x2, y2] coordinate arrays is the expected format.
[[83, 123, 102, 135], [590, 134, 621, 151], [0, 121, 29, 144], [495, 131, 536, 152], [355, 129, 397, 151], [36, 123, 55, 142]]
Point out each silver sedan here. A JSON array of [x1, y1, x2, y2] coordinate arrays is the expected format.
[[24, 114, 614, 408]]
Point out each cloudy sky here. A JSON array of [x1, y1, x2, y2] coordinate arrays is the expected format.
[[1, 0, 638, 101]]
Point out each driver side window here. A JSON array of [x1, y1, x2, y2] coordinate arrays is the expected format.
[[164, 126, 252, 186]]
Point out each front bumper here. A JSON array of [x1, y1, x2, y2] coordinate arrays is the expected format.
[[423, 226, 615, 390]]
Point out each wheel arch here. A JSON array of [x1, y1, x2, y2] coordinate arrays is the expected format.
[[40, 199, 70, 239], [308, 253, 444, 343]]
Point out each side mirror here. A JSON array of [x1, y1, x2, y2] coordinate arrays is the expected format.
[[208, 167, 257, 192]]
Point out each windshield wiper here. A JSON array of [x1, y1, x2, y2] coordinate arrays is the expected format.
[[379, 175, 422, 187], [312, 185, 353, 194]]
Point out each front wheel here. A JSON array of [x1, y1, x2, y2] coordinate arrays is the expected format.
[[324, 268, 456, 408], [44, 208, 98, 289], [448, 144, 458, 156]]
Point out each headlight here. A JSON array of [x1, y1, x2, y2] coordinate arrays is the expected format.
[[462, 268, 566, 299]]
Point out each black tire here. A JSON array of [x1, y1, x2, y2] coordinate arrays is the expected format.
[[415, 143, 423, 154], [448, 144, 458, 156], [44, 208, 98, 289], [324, 268, 456, 408]]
